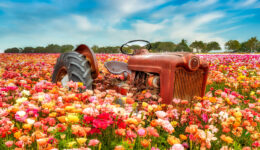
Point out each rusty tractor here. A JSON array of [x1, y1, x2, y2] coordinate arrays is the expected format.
[[52, 40, 209, 104]]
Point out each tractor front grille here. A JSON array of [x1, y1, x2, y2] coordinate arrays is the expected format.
[[173, 67, 204, 101]]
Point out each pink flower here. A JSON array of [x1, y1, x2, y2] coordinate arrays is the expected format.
[[137, 128, 146, 137], [172, 98, 180, 104], [242, 147, 251, 150], [34, 121, 42, 128], [15, 111, 28, 122], [221, 92, 227, 98], [170, 144, 184, 150], [88, 139, 100, 146], [15, 141, 24, 148], [151, 147, 160, 150], [5, 141, 13, 148], [145, 92, 152, 98], [155, 111, 167, 119], [201, 113, 208, 123], [127, 130, 137, 138]]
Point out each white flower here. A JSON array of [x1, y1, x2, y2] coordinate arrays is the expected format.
[[16, 97, 28, 104], [26, 118, 35, 124], [219, 111, 228, 121], [16, 111, 26, 117], [21, 90, 30, 96]]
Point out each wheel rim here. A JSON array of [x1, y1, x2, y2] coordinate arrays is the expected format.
[[56, 67, 69, 87]]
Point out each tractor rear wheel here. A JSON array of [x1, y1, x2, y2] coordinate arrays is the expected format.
[[52, 51, 93, 90]]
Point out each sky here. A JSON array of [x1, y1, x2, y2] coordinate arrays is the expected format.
[[0, 0, 260, 52]]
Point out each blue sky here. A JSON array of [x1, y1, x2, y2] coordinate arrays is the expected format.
[[0, 0, 260, 52]]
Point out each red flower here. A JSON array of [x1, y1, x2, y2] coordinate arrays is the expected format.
[[93, 119, 109, 130], [83, 116, 94, 124]]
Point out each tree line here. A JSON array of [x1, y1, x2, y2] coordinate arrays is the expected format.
[[4, 37, 260, 53]]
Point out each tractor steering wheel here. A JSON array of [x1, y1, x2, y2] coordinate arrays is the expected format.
[[120, 40, 151, 55]]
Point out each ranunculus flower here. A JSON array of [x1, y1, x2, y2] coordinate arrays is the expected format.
[[88, 139, 100, 146], [15, 111, 28, 122], [5, 141, 13, 148], [170, 144, 184, 150], [137, 128, 146, 137], [155, 111, 167, 119]]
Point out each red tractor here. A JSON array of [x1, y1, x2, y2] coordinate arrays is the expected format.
[[52, 40, 209, 104]]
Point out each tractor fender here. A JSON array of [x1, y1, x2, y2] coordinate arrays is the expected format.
[[74, 44, 99, 79]]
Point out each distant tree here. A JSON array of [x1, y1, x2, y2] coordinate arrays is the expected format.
[[246, 37, 258, 53], [157, 42, 176, 52], [150, 41, 176, 52], [4, 47, 20, 53], [175, 39, 192, 52], [22, 47, 34, 53], [45, 44, 61, 53], [91, 45, 99, 53], [34, 47, 45, 53], [60, 45, 74, 53], [256, 41, 260, 52], [206, 41, 221, 51], [190, 41, 206, 53], [225, 40, 240, 51]]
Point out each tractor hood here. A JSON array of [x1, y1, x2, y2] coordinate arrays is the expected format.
[[127, 52, 208, 73]]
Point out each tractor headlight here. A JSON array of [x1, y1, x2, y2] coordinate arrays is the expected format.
[[188, 56, 200, 71]]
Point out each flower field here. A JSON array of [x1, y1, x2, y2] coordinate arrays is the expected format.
[[0, 53, 259, 150]]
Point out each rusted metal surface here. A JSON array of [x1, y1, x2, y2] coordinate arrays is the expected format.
[[173, 67, 204, 100], [128, 52, 209, 104], [74, 44, 99, 79], [55, 66, 67, 83], [104, 61, 131, 75]]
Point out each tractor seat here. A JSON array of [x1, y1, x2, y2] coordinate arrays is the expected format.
[[104, 61, 131, 75]]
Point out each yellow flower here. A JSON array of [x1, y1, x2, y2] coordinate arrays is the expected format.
[[78, 82, 84, 87], [42, 102, 55, 110], [233, 111, 242, 118], [76, 138, 87, 145], [142, 102, 148, 108], [67, 141, 77, 148], [66, 114, 79, 123], [250, 91, 255, 96], [23, 124, 32, 130], [148, 105, 153, 112], [14, 131, 22, 139], [49, 112, 57, 117], [171, 121, 178, 127], [126, 118, 138, 125], [167, 135, 180, 145], [65, 106, 75, 112]]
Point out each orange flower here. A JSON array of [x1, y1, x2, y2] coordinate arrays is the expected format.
[[150, 120, 157, 127], [222, 127, 230, 133], [114, 145, 125, 150], [37, 138, 48, 146], [126, 97, 134, 104], [220, 135, 233, 144], [57, 116, 66, 123], [185, 125, 198, 134], [179, 134, 187, 140], [141, 139, 150, 148]]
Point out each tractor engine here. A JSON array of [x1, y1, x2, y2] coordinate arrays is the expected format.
[[127, 52, 209, 104]]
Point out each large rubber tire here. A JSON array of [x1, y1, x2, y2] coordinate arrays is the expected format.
[[52, 51, 93, 90]]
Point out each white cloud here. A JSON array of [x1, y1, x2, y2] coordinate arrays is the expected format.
[[72, 15, 99, 31], [231, 0, 260, 9]]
